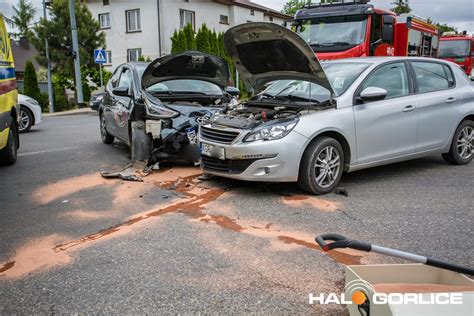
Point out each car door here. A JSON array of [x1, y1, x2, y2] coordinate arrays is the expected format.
[[410, 61, 460, 151], [110, 67, 134, 143], [103, 66, 122, 137], [353, 61, 417, 165]]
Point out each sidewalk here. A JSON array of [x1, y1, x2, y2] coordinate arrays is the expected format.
[[43, 108, 97, 117]]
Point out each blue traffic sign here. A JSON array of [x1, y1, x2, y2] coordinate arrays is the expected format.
[[94, 49, 107, 64]]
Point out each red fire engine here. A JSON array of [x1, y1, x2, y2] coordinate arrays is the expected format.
[[439, 32, 474, 78], [291, 0, 439, 60]]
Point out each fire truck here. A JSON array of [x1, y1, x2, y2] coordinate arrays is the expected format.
[[439, 32, 474, 78], [291, 0, 440, 60]]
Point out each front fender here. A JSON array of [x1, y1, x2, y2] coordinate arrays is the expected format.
[[293, 107, 356, 166]]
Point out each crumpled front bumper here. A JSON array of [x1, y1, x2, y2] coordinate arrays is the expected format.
[[198, 129, 307, 182]]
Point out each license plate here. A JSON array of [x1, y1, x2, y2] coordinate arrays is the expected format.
[[200, 142, 225, 160], [186, 127, 197, 145]]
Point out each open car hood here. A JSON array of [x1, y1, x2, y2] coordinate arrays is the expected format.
[[141, 51, 231, 90], [224, 22, 334, 95]]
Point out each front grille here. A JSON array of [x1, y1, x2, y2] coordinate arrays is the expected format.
[[200, 126, 240, 144], [201, 156, 259, 174]]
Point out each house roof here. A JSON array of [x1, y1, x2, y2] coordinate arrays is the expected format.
[[214, 0, 292, 20], [10, 38, 41, 73]]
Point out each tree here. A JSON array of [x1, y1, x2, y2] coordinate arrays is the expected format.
[[390, 0, 411, 15], [183, 23, 196, 50], [427, 18, 458, 34], [23, 60, 42, 103], [9, 0, 36, 39], [281, 0, 311, 17], [195, 23, 211, 53], [30, 0, 105, 91], [171, 30, 180, 54]]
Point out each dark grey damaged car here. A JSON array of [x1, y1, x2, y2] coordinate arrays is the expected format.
[[99, 51, 238, 163]]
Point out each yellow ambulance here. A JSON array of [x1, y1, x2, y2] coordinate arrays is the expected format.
[[0, 13, 19, 165]]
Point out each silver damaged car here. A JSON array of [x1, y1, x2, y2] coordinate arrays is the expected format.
[[198, 22, 474, 195]]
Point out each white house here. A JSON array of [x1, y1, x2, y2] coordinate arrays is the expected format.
[[85, 0, 291, 70]]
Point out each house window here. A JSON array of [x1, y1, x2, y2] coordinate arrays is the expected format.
[[105, 50, 112, 64], [126, 9, 141, 32], [103, 0, 109, 5], [269, 16, 273, 22], [180, 9, 195, 30], [220, 15, 229, 24], [98, 13, 110, 29], [250, 9, 254, 16], [127, 48, 141, 62]]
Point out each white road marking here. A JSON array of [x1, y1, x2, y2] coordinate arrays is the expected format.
[[18, 146, 80, 157]]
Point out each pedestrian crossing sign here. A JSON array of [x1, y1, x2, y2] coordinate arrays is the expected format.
[[94, 49, 107, 64]]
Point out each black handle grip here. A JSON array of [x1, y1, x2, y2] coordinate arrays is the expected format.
[[427, 257, 474, 276], [315, 234, 372, 252]]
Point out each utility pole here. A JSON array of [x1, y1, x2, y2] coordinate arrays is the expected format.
[[43, 0, 54, 112], [69, 0, 83, 104]]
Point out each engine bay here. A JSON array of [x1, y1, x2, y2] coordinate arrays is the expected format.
[[206, 102, 318, 129]]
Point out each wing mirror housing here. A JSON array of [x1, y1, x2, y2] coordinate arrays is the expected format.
[[358, 87, 387, 103], [382, 15, 395, 43], [113, 86, 131, 97], [225, 86, 240, 97]]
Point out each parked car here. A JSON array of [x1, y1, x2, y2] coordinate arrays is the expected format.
[[99, 52, 238, 163], [18, 94, 42, 133], [89, 92, 105, 111], [198, 22, 474, 195]]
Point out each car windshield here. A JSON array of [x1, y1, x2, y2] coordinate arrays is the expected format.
[[146, 79, 223, 95], [295, 15, 368, 52], [439, 40, 471, 58], [262, 62, 369, 101]]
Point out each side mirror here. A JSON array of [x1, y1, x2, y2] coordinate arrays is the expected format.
[[382, 15, 395, 43], [225, 86, 240, 97], [358, 87, 387, 103], [113, 86, 131, 97]]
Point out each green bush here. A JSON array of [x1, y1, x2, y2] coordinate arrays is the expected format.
[[53, 84, 70, 112], [82, 83, 91, 103], [23, 60, 42, 103]]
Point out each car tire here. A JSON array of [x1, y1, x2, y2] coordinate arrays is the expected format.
[[100, 112, 114, 144], [0, 118, 18, 165], [298, 136, 344, 195], [442, 120, 473, 165], [19, 106, 33, 133]]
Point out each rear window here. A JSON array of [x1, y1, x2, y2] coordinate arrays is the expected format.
[[412, 62, 455, 93]]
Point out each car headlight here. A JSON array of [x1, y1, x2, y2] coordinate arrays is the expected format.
[[243, 118, 299, 142], [26, 98, 39, 106]]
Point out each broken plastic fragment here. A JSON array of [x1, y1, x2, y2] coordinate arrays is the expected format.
[[100, 162, 148, 182]]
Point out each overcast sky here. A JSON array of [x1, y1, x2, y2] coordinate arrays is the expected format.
[[1, 0, 473, 34]]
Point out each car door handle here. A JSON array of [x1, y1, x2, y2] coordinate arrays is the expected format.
[[445, 97, 457, 104], [402, 105, 416, 112]]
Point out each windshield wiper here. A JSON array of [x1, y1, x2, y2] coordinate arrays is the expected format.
[[320, 41, 351, 47], [275, 94, 320, 104], [151, 91, 209, 95]]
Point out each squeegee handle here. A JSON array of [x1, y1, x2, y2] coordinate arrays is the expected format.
[[315, 234, 372, 252], [425, 257, 474, 276], [316, 234, 474, 276]]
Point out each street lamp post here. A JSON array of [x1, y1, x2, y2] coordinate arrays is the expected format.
[[43, 0, 54, 113], [69, 0, 83, 105]]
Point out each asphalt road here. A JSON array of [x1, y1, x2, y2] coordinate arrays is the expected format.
[[0, 113, 473, 314]]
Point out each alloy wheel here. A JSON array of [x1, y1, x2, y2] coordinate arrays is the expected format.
[[100, 115, 107, 139], [314, 145, 341, 188], [457, 126, 473, 159], [19, 109, 30, 132]]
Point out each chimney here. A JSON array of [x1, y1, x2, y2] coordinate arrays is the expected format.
[[18, 36, 30, 49]]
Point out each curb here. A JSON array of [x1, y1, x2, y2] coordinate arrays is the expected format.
[[43, 109, 97, 117]]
